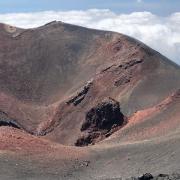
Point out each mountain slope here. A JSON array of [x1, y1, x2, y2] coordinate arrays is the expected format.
[[0, 22, 179, 145], [0, 21, 180, 179]]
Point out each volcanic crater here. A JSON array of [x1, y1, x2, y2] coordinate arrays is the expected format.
[[0, 21, 180, 180]]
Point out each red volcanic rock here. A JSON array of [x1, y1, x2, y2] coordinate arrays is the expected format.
[[105, 89, 180, 144]]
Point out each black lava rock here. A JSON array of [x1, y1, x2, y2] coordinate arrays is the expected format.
[[81, 98, 124, 132], [138, 173, 153, 180]]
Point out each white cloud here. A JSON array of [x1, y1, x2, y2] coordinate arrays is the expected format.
[[0, 9, 179, 65]]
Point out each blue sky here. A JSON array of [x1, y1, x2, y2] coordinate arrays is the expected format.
[[0, 0, 179, 16]]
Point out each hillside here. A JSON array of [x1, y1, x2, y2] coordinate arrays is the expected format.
[[0, 21, 179, 179]]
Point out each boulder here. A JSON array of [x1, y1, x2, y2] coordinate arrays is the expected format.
[[81, 98, 124, 131]]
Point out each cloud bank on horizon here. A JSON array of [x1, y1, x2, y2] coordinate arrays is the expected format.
[[0, 9, 180, 65]]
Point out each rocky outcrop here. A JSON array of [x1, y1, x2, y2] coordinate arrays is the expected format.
[[128, 173, 180, 180], [138, 173, 154, 180], [104, 173, 180, 180], [75, 98, 126, 146], [114, 75, 131, 87], [118, 58, 143, 70], [75, 132, 100, 146], [0, 111, 21, 129], [81, 98, 124, 131], [66, 81, 93, 106], [0, 119, 21, 129]]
